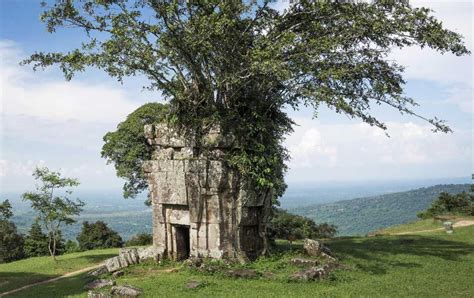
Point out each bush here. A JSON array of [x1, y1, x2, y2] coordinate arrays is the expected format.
[[24, 222, 66, 257], [77, 221, 123, 250], [24, 222, 49, 257], [0, 199, 25, 263], [418, 192, 474, 219], [0, 221, 25, 263], [65, 240, 80, 253], [126, 233, 153, 246], [269, 209, 337, 243]]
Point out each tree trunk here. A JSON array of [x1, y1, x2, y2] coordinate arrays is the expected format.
[[49, 231, 57, 261]]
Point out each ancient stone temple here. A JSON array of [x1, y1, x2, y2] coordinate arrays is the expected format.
[[143, 124, 272, 262]]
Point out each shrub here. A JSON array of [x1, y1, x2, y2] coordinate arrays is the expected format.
[[126, 233, 153, 246], [77, 221, 123, 250], [417, 192, 474, 219], [65, 240, 80, 253], [0, 221, 25, 263], [269, 209, 338, 243]]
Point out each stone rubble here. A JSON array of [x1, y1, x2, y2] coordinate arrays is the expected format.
[[226, 268, 259, 279], [185, 280, 202, 289], [84, 279, 115, 290], [110, 285, 142, 297], [88, 265, 108, 277], [303, 238, 337, 261], [292, 265, 332, 281], [87, 291, 111, 298], [112, 271, 124, 278], [104, 246, 164, 273], [290, 258, 320, 266]]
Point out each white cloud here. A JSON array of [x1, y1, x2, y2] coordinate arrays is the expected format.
[[285, 118, 471, 182], [0, 159, 46, 177], [0, 40, 139, 124], [0, 40, 146, 191], [287, 127, 337, 168]]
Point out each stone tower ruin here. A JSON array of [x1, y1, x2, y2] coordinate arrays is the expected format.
[[143, 124, 272, 262]]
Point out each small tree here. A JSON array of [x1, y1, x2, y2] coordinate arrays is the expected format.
[[22, 167, 85, 261], [24, 221, 49, 257], [126, 233, 153, 247], [77, 221, 123, 251], [0, 199, 25, 263]]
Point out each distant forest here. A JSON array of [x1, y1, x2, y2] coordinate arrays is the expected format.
[[291, 184, 471, 236], [8, 184, 470, 240]]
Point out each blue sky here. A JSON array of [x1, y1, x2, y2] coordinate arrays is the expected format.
[[0, 0, 472, 192]]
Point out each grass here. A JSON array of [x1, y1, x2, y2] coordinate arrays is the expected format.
[[376, 216, 474, 235], [3, 224, 474, 297], [0, 248, 118, 293]]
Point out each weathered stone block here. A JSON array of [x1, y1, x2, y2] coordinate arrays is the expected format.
[[111, 285, 142, 297], [137, 246, 164, 262], [87, 265, 108, 277], [165, 206, 190, 225], [84, 279, 115, 290], [174, 147, 194, 159], [104, 256, 121, 272], [154, 123, 196, 147]]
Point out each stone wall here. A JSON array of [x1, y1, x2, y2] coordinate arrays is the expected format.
[[143, 123, 271, 262]]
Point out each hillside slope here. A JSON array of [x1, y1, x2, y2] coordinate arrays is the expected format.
[[4, 225, 474, 297], [290, 184, 470, 236]]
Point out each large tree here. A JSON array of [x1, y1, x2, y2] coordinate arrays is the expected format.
[[22, 167, 84, 261], [24, 0, 469, 202]]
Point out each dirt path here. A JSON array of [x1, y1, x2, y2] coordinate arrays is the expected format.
[[393, 220, 474, 235], [0, 264, 103, 297]]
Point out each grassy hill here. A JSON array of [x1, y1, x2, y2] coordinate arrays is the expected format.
[[0, 248, 118, 294], [290, 184, 470, 236], [1, 220, 473, 297]]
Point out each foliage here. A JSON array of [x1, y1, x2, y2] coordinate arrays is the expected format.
[[101, 103, 169, 199], [22, 167, 85, 260], [0, 199, 13, 220], [24, 221, 49, 258], [76, 221, 123, 251], [0, 200, 24, 263], [417, 192, 474, 219], [293, 184, 471, 236], [270, 209, 337, 242], [125, 233, 153, 246], [65, 240, 80, 253], [24, 0, 469, 205]]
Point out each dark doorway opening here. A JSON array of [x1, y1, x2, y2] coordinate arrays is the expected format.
[[175, 225, 190, 260]]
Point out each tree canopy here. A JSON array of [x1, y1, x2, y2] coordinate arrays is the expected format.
[[102, 102, 169, 198], [24, 0, 470, 201], [77, 220, 123, 250]]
